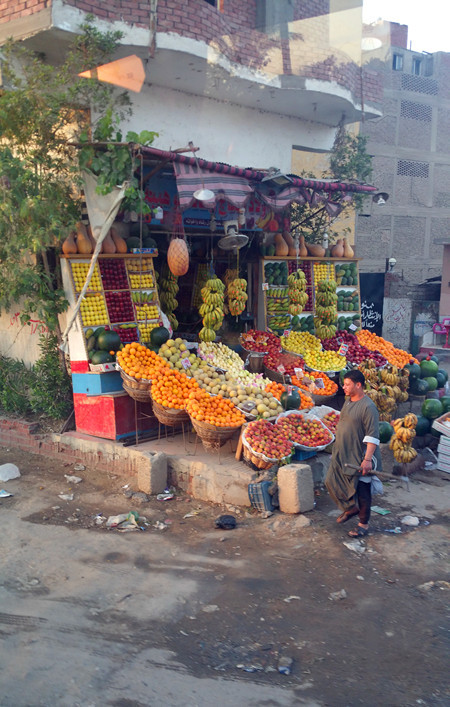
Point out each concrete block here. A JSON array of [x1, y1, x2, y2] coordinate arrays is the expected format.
[[137, 452, 167, 495], [278, 463, 314, 514]]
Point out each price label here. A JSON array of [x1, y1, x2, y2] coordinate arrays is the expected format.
[[246, 335, 255, 342], [294, 367, 304, 379], [338, 343, 349, 357], [287, 384, 293, 394], [283, 329, 291, 338], [262, 282, 269, 291], [277, 364, 286, 374], [181, 357, 191, 369], [349, 323, 357, 331]]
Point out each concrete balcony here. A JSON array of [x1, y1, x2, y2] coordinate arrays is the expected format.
[[0, 0, 382, 126]]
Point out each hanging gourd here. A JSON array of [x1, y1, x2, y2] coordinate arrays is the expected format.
[[274, 233, 289, 256], [62, 231, 77, 255], [110, 226, 128, 254], [76, 222, 93, 254], [298, 235, 308, 258], [330, 238, 344, 258], [282, 231, 297, 257], [342, 238, 354, 258]]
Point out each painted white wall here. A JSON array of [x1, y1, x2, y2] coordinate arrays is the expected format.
[[124, 84, 336, 173], [0, 306, 47, 367]]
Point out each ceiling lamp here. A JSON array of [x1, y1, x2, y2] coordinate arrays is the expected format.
[[372, 192, 389, 206], [189, 141, 215, 203], [261, 168, 293, 188]]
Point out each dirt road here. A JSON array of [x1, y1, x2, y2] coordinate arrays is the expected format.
[[0, 445, 449, 706]]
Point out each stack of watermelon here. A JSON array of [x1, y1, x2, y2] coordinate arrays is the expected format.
[[406, 356, 450, 436]]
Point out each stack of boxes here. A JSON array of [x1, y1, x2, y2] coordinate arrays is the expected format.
[[432, 412, 450, 473]]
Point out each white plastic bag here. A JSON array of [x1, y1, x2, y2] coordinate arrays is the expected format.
[[0, 463, 20, 482]]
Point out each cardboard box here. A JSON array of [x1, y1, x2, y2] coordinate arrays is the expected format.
[[89, 362, 116, 373], [432, 411, 450, 437]]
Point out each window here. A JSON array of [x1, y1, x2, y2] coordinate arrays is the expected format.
[[392, 53, 403, 71], [412, 58, 422, 76], [204, 0, 224, 8]]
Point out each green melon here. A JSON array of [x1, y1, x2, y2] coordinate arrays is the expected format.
[[379, 421, 394, 444], [420, 359, 439, 378], [421, 398, 444, 420], [424, 376, 438, 391], [415, 415, 432, 436], [87, 335, 97, 352], [129, 222, 150, 239], [405, 362, 421, 380], [97, 330, 121, 352], [437, 368, 448, 383], [150, 326, 170, 347], [440, 396, 450, 412], [94, 326, 106, 339], [435, 371, 447, 389], [90, 350, 114, 365], [280, 389, 301, 411], [410, 378, 429, 395]]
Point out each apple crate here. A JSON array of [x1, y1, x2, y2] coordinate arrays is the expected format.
[[432, 411, 450, 438], [248, 480, 274, 512]]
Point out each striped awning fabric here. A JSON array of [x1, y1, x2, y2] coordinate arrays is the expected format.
[[174, 162, 253, 209]]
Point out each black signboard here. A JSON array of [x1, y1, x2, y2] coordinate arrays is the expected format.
[[359, 273, 384, 335]]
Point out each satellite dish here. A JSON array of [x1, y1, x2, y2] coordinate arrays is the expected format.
[[218, 234, 249, 251]]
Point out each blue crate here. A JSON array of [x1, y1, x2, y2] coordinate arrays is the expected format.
[[248, 480, 274, 512], [293, 448, 317, 461]]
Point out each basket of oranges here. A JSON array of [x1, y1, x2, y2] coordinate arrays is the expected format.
[[150, 368, 199, 426], [116, 343, 167, 402], [186, 389, 245, 451]]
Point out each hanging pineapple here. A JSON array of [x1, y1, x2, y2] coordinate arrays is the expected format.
[[159, 264, 179, 331], [198, 277, 225, 342]]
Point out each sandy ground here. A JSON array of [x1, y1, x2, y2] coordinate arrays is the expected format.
[[0, 444, 449, 707]]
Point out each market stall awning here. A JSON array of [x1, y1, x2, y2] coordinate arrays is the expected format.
[[141, 145, 376, 212]]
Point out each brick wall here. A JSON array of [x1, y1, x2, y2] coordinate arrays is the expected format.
[[63, 0, 151, 27], [0, 0, 49, 25], [389, 22, 408, 49]]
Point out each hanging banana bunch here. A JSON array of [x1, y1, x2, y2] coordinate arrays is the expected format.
[[389, 414, 418, 463], [159, 264, 179, 331], [198, 276, 225, 342], [314, 279, 338, 340], [287, 269, 308, 316]]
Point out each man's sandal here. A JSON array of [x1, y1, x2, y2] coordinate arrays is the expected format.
[[336, 507, 359, 524], [348, 526, 369, 537]]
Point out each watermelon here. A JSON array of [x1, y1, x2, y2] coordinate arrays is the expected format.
[[415, 415, 431, 436], [97, 330, 121, 352], [421, 398, 444, 420], [440, 396, 450, 412], [150, 326, 170, 347], [437, 368, 448, 382], [405, 362, 421, 380], [280, 389, 301, 411], [410, 378, 429, 395], [429, 355, 439, 364], [90, 350, 114, 365], [424, 376, 438, 392], [420, 359, 439, 378], [379, 421, 394, 444], [129, 222, 150, 239], [435, 371, 447, 389], [94, 326, 106, 339]]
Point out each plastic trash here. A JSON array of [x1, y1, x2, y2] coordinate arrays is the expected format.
[[214, 514, 237, 530], [401, 515, 420, 526], [0, 463, 20, 482], [64, 475, 82, 484], [106, 511, 139, 531], [0, 489, 13, 497], [58, 493, 74, 501], [278, 656, 293, 675]]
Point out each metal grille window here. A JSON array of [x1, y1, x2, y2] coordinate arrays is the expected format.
[[401, 74, 438, 95], [397, 160, 429, 178], [400, 100, 432, 122]]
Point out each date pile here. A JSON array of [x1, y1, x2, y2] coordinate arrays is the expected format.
[[322, 330, 387, 367]]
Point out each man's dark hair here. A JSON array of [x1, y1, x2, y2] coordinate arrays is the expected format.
[[343, 369, 365, 387]]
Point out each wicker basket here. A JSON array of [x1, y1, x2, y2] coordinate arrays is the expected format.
[[310, 392, 337, 405], [152, 398, 190, 426], [189, 416, 242, 451], [119, 369, 152, 402]]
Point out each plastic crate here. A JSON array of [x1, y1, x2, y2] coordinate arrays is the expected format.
[[248, 480, 274, 512], [293, 448, 317, 461]]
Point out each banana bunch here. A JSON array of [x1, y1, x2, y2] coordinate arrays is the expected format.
[[199, 277, 225, 341], [359, 362, 409, 409], [268, 287, 288, 298], [287, 269, 308, 316], [267, 298, 289, 313], [268, 314, 291, 329], [314, 322, 337, 339], [380, 365, 400, 386], [228, 277, 248, 317], [389, 414, 418, 463], [256, 209, 274, 230], [159, 265, 180, 330], [314, 280, 337, 339]]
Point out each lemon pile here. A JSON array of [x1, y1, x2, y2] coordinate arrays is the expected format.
[[71, 262, 101, 291], [281, 331, 321, 355], [304, 348, 346, 372], [313, 262, 334, 286], [138, 321, 160, 341], [135, 304, 159, 320], [80, 294, 108, 326], [128, 273, 154, 288]]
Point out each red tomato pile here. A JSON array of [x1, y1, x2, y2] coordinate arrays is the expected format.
[[264, 351, 304, 376], [322, 331, 387, 367], [244, 419, 293, 459], [276, 413, 333, 448]]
